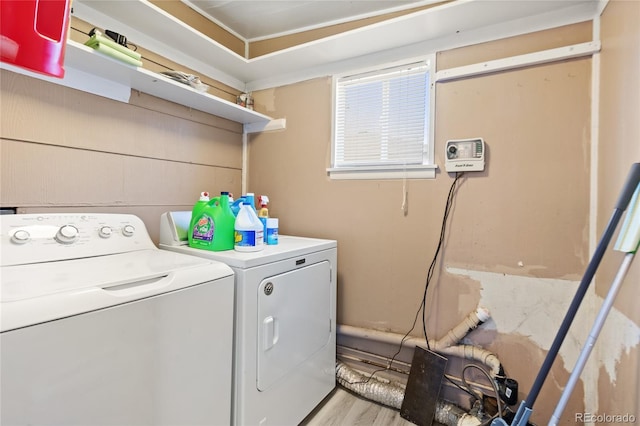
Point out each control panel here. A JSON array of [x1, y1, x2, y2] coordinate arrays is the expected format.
[[1, 214, 155, 267], [445, 138, 485, 172]]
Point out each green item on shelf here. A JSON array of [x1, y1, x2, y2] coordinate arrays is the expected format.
[[85, 42, 142, 67], [85, 34, 142, 60], [188, 192, 211, 248]]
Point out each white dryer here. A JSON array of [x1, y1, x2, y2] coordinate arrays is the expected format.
[[1, 213, 235, 426], [160, 211, 337, 426]]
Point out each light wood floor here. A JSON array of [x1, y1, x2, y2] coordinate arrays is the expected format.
[[301, 386, 415, 426]]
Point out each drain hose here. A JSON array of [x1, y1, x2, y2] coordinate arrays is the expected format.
[[336, 361, 481, 426]]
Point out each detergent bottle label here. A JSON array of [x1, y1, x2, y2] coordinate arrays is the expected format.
[[235, 229, 263, 247], [192, 215, 214, 242]]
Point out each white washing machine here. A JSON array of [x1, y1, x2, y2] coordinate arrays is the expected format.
[[1, 213, 235, 426], [159, 211, 337, 426]]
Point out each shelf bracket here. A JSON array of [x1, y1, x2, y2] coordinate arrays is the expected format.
[[244, 118, 286, 134]]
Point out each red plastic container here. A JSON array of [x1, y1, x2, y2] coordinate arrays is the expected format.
[[1, 0, 72, 78]]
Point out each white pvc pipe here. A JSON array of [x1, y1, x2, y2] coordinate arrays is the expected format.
[[436, 306, 491, 350], [337, 306, 502, 377], [438, 345, 502, 378], [241, 131, 248, 195]]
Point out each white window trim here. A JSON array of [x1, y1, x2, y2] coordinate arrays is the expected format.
[[328, 54, 437, 180], [327, 164, 438, 180]]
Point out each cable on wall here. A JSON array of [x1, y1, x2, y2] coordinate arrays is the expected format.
[[421, 171, 465, 346], [340, 171, 465, 385]]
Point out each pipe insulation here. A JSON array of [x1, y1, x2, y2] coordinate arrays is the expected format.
[[337, 306, 502, 377], [336, 361, 405, 409], [336, 361, 481, 426]]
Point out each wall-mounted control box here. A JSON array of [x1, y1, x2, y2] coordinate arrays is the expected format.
[[444, 138, 485, 172]]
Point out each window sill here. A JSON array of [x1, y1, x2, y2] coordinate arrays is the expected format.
[[327, 165, 437, 180]]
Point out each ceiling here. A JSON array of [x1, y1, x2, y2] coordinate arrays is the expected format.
[[182, 0, 441, 40]]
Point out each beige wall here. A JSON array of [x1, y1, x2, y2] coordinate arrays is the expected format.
[[247, 22, 639, 423], [0, 69, 243, 244], [596, 0, 640, 420], [437, 21, 592, 69], [1, 4, 637, 425], [150, 0, 246, 57]]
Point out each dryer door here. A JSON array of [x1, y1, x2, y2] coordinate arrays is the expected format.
[[257, 261, 331, 391]]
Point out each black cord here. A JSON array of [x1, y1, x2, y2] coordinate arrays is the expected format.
[[338, 329, 415, 386], [444, 374, 479, 399], [421, 171, 465, 346], [339, 172, 465, 386]]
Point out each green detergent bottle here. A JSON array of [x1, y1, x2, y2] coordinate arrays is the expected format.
[[189, 191, 236, 251], [211, 191, 236, 251], [188, 192, 210, 248]]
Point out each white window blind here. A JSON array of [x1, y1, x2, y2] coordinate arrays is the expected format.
[[331, 61, 432, 179]]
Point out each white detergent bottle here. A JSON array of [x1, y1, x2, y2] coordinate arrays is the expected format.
[[234, 202, 264, 252]]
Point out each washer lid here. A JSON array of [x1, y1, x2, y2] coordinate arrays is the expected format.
[[1, 249, 233, 332]]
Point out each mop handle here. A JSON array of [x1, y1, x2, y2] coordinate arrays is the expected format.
[[522, 163, 640, 413], [551, 181, 640, 423], [548, 252, 636, 425], [615, 163, 640, 210]]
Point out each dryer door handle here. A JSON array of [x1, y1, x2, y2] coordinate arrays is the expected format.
[[262, 316, 279, 351]]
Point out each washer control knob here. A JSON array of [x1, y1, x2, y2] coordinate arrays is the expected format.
[[55, 225, 79, 244], [98, 226, 113, 239], [122, 224, 135, 237], [11, 229, 30, 244]]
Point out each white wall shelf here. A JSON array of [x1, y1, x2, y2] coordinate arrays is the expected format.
[[71, 0, 601, 92], [4, 0, 601, 126], [1, 40, 275, 126]]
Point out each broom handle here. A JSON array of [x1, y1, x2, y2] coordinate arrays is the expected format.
[[523, 163, 640, 412], [548, 252, 635, 425]]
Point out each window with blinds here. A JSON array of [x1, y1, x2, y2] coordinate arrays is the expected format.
[[329, 59, 436, 179]]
